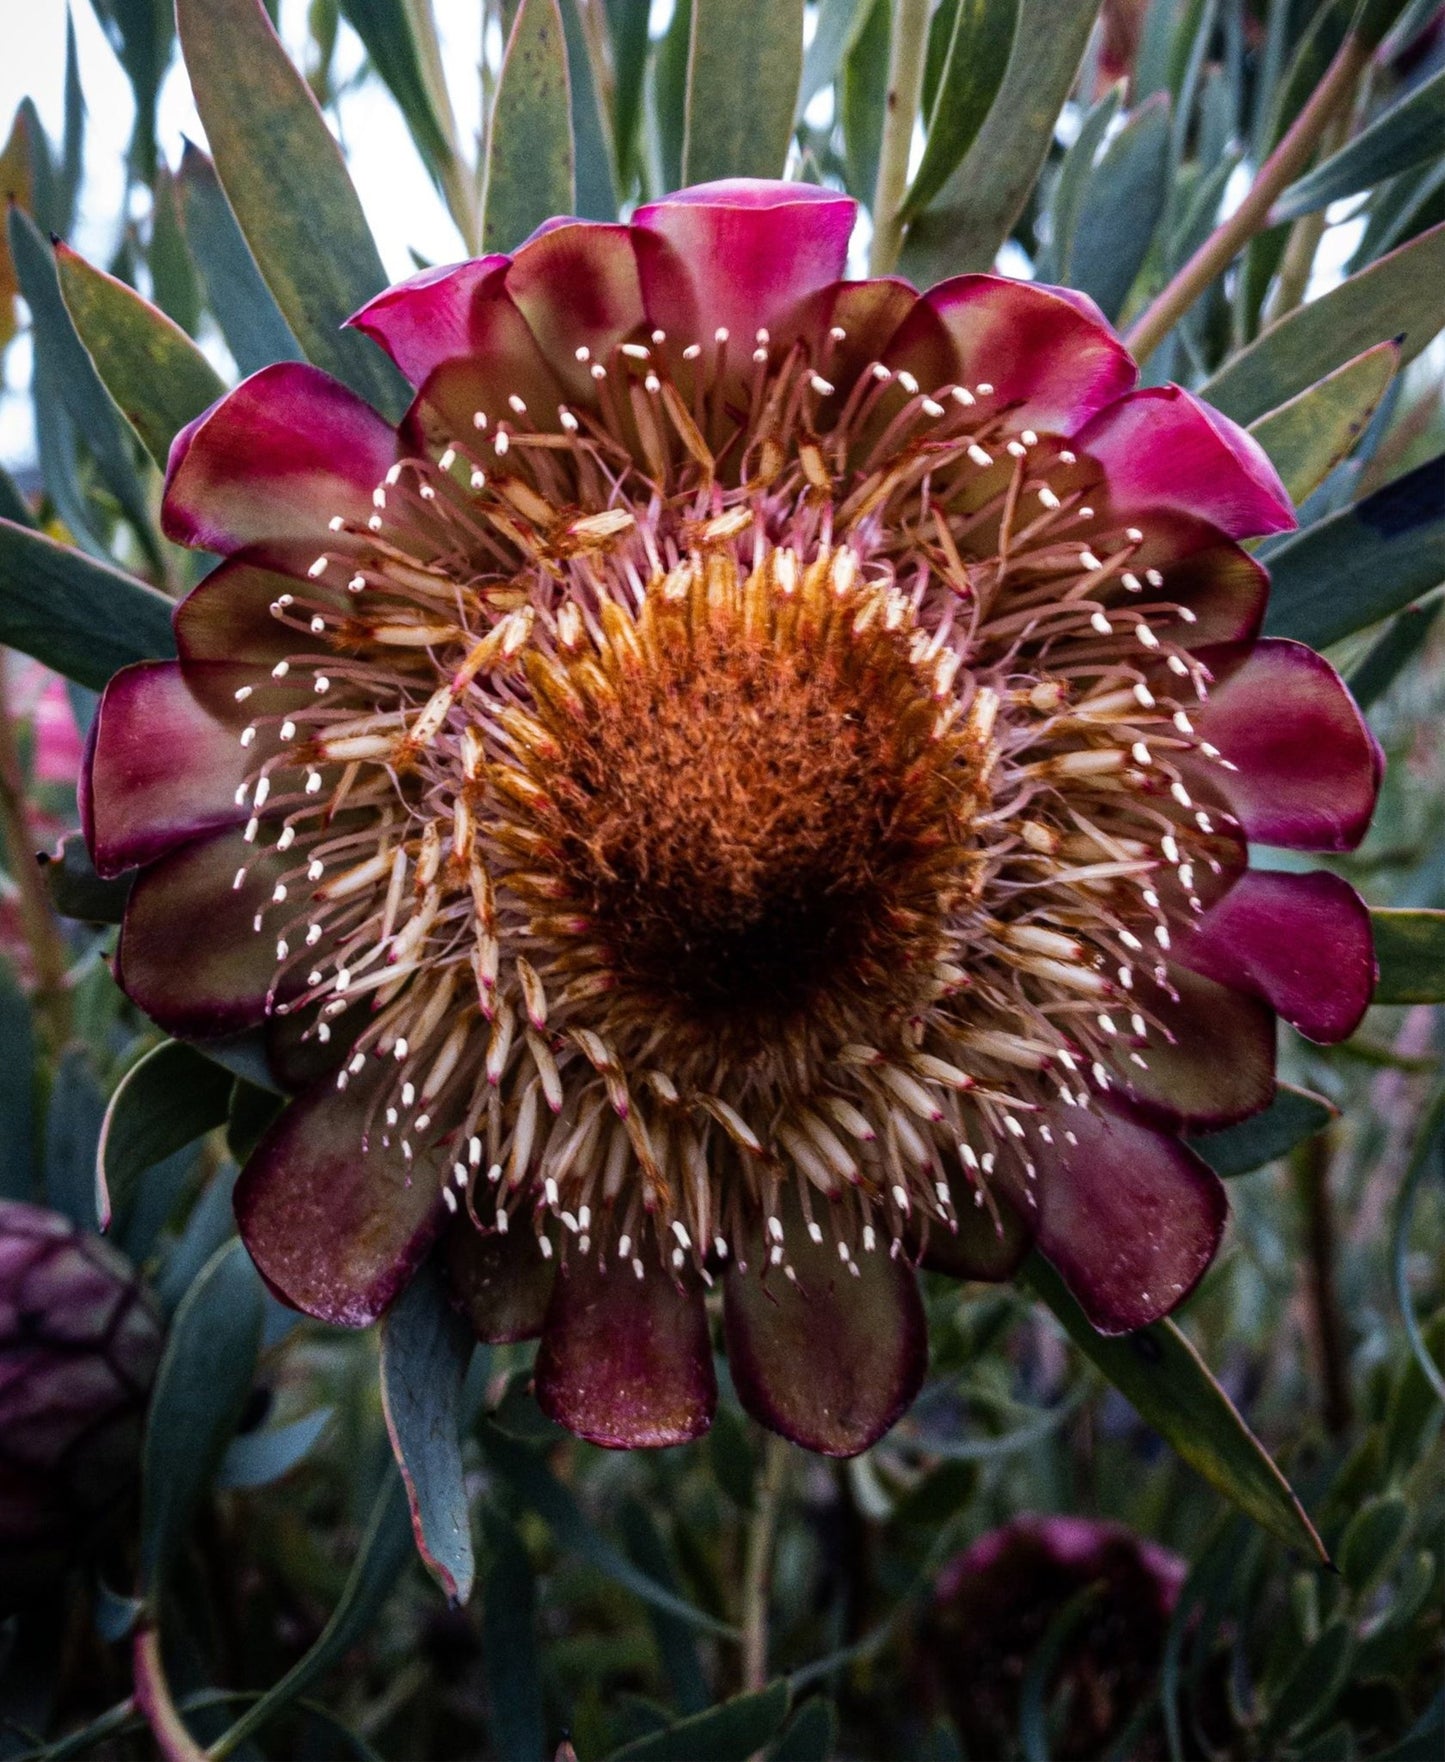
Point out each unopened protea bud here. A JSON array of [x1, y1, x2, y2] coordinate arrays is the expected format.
[[0, 1201, 163, 1606]]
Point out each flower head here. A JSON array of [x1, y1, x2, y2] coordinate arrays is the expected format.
[[0, 1202, 163, 1606], [84, 182, 1380, 1454], [924, 1514, 1188, 1759]]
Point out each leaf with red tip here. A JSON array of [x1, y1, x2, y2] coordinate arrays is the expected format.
[[1031, 1101, 1227, 1335], [724, 1202, 927, 1456], [535, 1254, 716, 1448], [1180, 869, 1375, 1044], [234, 1071, 445, 1328], [380, 1261, 476, 1603]]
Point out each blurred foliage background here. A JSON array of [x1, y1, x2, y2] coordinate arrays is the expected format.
[[0, 2, 1442, 1758]]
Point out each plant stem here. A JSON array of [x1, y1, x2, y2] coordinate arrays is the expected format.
[[740, 1433, 790, 1695], [133, 1625, 208, 1762], [0, 657, 71, 1050], [1291, 1132, 1352, 1437], [868, 0, 932, 276], [1124, 29, 1370, 363]]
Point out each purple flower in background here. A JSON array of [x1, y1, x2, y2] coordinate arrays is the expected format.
[[83, 180, 1379, 1456]]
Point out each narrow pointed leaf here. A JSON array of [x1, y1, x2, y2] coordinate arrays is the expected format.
[[1187, 1084, 1338, 1178], [1022, 1254, 1328, 1559], [1371, 909, 1445, 1004], [1349, 598, 1443, 709], [56, 244, 226, 470], [203, 1470, 415, 1757], [683, 0, 805, 184], [39, 831, 134, 924], [0, 957, 37, 1202], [480, 1512, 545, 1762], [149, 167, 201, 336], [175, 0, 406, 414], [1202, 220, 1445, 426], [96, 1040, 235, 1232], [901, 0, 1019, 221], [7, 207, 158, 556], [337, 0, 455, 181], [0, 519, 176, 690], [798, 0, 873, 115], [483, 0, 575, 253], [175, 142, 304, 376], [1063, 92, 1171, 321], [559, 0, 618, 221], [380, 1261, 476, 1603], [217, 1408, 334, 1489], [140, 1239, 264, 1594], [898, 0, 1103, 281], [1262, 455, 1445, 649], [1248, 342, 1399, 505], [609, 1681, 791, 1762], [1273, 66, 1445, 222]]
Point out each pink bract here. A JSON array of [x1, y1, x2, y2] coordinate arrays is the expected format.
[[85, 181, 1379, 1457]]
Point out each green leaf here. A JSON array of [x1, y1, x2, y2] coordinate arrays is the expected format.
[[608, 0, 651, 190], [480, 1512, 545, 1762], [1022, 1254, 1328, 1559], [618, 1500, 710, 1715], [1339, 1492, 1409, 1594], [44, 1047, 108, 1228], [898, 0, 1103, 281], [55, 243, 227, 471], [839, 0, 890, 205], [798, 0, 872, 116], [1273, 66, 1445, 222], [1064, 92, 1172, 322], [1372, 908, 1445, 1004], [478, 1421, 738, 1637], [1040, 85, 1121, 282], [380, 1261, 476, 1604], [95, 1040, 234, 1232], [770, 1698, 838, 1762], [217, 1408, 334, 1490], [683, 0, 804, 184], [175, 142, 304, 378], [654, 0, 693, 195], [90, 0, 175, 185], [482, 0, 576, 253], [337, 0, 456, 182], [900, 0, 1019, 222], [1202, 219, 1445, 426], [0, 957, 37, 1202], [39, 830, 134, 924], [1187, 1084, 1337, 1178], [7, 207, 160, 562], [0, 516, 176, 691], [609, 1681, 791, 1762], [559, 0, 619, 221], [1248, 341, 1399, 505], [204, 1470, 414, 1760], [1348, 595, 1443, 709], [175, 0, 406, 415], [1263, 1619, 1354, 1745], [1262, 455, 1445, 649], [140, 1238, 264, 1595], [149, 167, 201, 337]]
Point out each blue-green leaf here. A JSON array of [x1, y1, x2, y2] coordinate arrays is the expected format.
[[1248, 341, 1399, 505], [44, 1047, 107, 1228], [1372, 909, 1445, 1004], [1187, 1084, 1337, 1178], [1273, 66, 1445, 222], [1348, 595, 1443, 708], [175, 0, 406, 414], [140, 1238, 264, 1595], [901, 0, 1019, 222], [481, 1512, 546, 1762], [0, 957, 37, 1202], [684, 0, 805, 184], [798, 0, 873, 115], [217, 1408, 334, 1489], [1262, 455, 1445, 649], [770, 1698, 839, 1762], [380, 1261, 476, 1603], [1064, 92, 1172, 321], [1022, 1255, 1328, 1559], [483, 0, 576, 253], [337, 0, 456, 183], [560, 0, 618, 221], [609, 1681, 791, 1762], [898, 0, 1103, 281], [95, 1039, 234, 1232], [175, 142, 304, 377], [1202, 219, 1445, 426], [38, 830, 134, 924]]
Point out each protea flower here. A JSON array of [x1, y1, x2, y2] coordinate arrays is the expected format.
[[924, 1515, 1187, 1759], [0, 1202, 163, 1605], [82, 182, 1379, 1456]]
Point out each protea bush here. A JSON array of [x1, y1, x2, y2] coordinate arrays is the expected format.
[[0, 2, 1441, 1758]]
